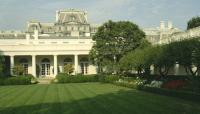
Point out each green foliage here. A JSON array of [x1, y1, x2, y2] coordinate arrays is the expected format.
[[169, 38, 200, 76], [89, 20, 146, 74], [187, 16, 200, 30], [120, 37, 200, 77], [13, 64, 25, 76], [63, 64, 74, 74], [56, 73, 98, 83], [100, 75, 120, 83], [0, 75, 33, 85]]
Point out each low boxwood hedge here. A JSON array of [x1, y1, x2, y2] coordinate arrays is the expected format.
[[0, 75, 34, 85], [98, 74, 120, 83], [56, 73, 99, 83], [56, 73, 121, 83]]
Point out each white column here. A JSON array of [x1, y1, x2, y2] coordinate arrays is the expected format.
[[10, 55, 14, 75], [32, 55, 36, 77], [174, 63, 179, 75], [54, 55, 58, 76], [74, 54, 78, 74]]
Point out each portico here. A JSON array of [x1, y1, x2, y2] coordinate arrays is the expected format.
[[8, 54, 94, 78]]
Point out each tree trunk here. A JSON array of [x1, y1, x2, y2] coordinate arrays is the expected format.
[[159, 66, 170, 77]]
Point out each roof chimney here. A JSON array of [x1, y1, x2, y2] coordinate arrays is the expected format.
[[160, 21, 165, 30], [168, 21, 173, 29]]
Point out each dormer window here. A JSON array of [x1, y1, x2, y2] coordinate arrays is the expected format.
[[71, 16, 75, 21]]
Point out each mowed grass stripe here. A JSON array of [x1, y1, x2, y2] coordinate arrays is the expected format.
[[0, 85, 29, 107], [0, 86, 27, 100], [66, 83, 93, 114], [1, 85, 39, 114], [61, 83, 87, 114], [80, 83, 135, 114], [0, 83, 200, 114], [56, 84, 82, 114], [84, 83, 169, 114], [72, 84, 111, 114], [18, 85, 49, 114], [86, 83, 200, 114], [38, 84, 61, 114], [0, 86, 20, 95]]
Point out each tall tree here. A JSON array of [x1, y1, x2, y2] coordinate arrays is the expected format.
[[89, 20, 146, 74], [187, 16, 200, 30]]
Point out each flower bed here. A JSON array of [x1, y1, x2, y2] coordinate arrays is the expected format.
[[162, 80, 188, 89]]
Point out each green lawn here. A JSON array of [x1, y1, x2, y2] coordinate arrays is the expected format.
[[0, 83, 199, 114]]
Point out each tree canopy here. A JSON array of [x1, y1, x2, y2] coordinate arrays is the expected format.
[[187, 16, 200, 30], [120, 37, 200, 77], [89, 20, 146, 73]]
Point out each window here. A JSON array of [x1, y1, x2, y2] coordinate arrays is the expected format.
[[42, 58, 50, 63], [19, 58, 28, 75], [64, 58, 72, 65], [80, 57, 89, 74], [41, 58, 50, 76]]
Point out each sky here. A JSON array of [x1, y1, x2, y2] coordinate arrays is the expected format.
[[0, 0, 199, 30]]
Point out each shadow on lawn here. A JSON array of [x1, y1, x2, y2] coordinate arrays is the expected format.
[[0, 89, 199, 114]]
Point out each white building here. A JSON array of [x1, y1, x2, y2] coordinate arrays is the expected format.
[[0, 9, 98, 78], [0, 9, 200, 77]]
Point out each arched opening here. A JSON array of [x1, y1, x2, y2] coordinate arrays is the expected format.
[[80, 57, 89, 74], [19, 58, 28, 75], [63, 57, 73, 73], [64, 58, 72, 65], [41, 58, 50, 76]]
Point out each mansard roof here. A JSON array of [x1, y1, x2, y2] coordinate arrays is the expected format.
[[57, 9, 87, 24]]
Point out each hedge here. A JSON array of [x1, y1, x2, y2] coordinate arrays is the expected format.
[[0, 75, 33, 85], [139, 86, 200, 102], [56, 73, 121, 83], [56, 73, 99, 83]]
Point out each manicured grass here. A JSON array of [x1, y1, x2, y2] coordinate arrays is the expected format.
[[0, 83, 199, 114]]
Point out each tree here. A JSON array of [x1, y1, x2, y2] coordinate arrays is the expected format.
[[63, 64, 74, 75], [89, 20, 146, 74], [173, 38, 200, 76], [187, 16, 200, 30], [119, 45, 154, 75]]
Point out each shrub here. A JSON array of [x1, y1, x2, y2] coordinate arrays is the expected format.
[[102, 75, 120, 83], [13, 65, 24, 75], [56, 73, 99, 83], [0, 74, 34, 85], [63, 64, 74, 74], [2, 75, 32, 85]]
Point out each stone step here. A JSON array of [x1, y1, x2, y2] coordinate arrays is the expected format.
[[36, 77, 54, 84]]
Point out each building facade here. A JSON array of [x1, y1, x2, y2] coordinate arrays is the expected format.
[[0, 9, 200, 77]]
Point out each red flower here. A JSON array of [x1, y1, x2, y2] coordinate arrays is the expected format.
[[162, 80, 188, 89]]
